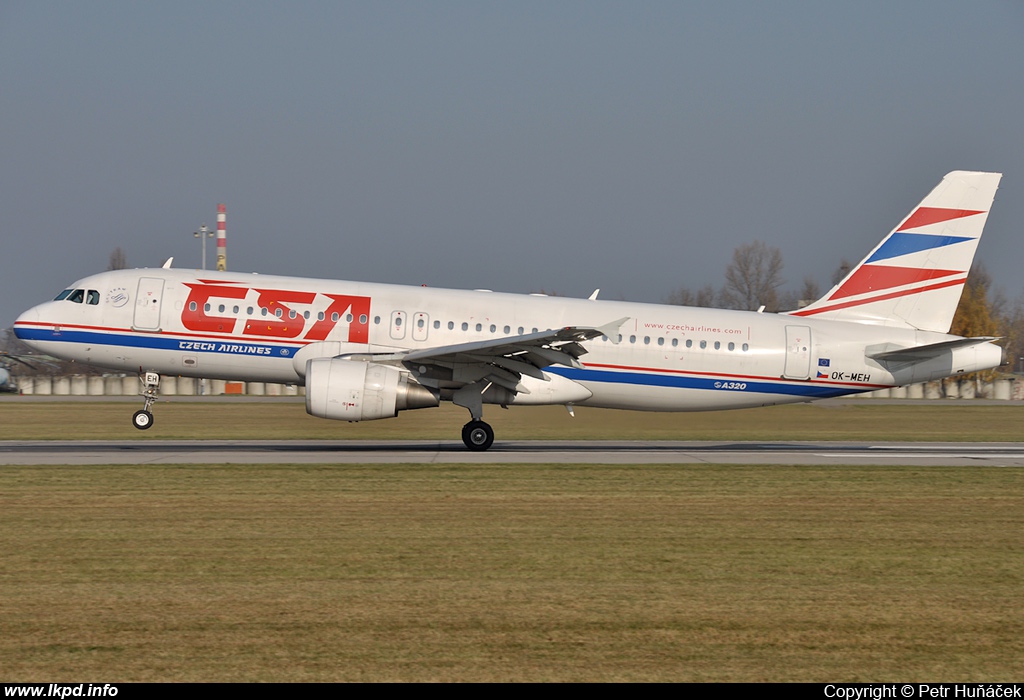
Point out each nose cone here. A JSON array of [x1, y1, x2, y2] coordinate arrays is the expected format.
[[13, 303, 45, 349]]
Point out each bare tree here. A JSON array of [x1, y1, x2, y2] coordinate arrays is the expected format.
[[720, 241, 784, 311], [108, 247, 127, 271], [831, 258, 852, 286], [667, 284, 718, 308]]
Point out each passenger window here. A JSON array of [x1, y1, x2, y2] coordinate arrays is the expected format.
[[658, 337, 665, 346], [699, 340, 707, 349], [360, 314, 367, 324], [461, 322, 468, 331], [475, 323, 482, 332]]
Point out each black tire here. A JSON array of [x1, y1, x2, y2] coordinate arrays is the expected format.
[[132, 410, 154, 430], [461, 420, 494, 451]]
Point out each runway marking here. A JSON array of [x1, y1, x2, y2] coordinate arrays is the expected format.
[[2, 440, 1023, 466]]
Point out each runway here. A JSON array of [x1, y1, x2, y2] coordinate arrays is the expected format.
[[2, 439, 1024, 466]]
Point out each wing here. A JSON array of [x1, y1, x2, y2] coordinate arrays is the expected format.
[[347, 317, 628, 395]]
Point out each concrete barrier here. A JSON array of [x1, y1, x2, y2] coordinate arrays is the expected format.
[[994, 379, 1012, 400], [28, 376, 51, 395], [70, 376, 88, 396], [17, 373, 1021, 401], [959, 380, 976, 399], [162, 375, 178, 395]]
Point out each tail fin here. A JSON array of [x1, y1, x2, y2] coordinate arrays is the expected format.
[[789, 170, 1002, 332]]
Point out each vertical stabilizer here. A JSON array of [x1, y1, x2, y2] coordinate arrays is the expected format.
[[789, 171, 1002, 332]]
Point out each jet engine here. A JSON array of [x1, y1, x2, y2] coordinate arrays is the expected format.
[[305, 357, 439, 421]]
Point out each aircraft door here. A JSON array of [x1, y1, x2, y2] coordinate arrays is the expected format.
[[412, 312, 429, 342], [783, 325, 812, 379], [390, 310, 407, 340], [134, 277, 165, 331]]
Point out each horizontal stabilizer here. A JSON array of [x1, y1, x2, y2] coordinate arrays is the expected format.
[[867, 336, 1000, 362]]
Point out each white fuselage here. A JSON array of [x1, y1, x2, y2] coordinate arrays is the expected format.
[[14, 267, 1002, 413]]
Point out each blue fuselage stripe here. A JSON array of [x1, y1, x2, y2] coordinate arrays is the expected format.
[[17, 326, 868, 398], [15, 327, 290, 358], [547, 366, 865, 399]]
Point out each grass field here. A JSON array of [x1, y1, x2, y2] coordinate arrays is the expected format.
[[1, 401, 1022, 681], [0, 399, 1023, 442], [1, 461, 1021, 682]]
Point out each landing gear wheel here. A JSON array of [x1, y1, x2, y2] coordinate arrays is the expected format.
[[132, 410, 154, 430], [462, 420, 494, 452]]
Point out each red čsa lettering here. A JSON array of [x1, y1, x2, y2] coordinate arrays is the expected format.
[[243, 289, 316, 339], [304, 294, 371, 343], [181, 283, 248, 333]]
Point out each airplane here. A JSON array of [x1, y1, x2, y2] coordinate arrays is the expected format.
[[13, 170, 1004, 450]]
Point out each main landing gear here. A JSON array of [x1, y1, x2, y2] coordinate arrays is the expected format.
[[133, 371, 160, 430], [462, 420, 494, 451], [453, 384, 496, 451]]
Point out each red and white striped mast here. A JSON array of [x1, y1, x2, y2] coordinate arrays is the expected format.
[[215, 203, 227, 271]]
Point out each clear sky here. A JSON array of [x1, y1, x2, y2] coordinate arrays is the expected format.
[[2, 1, 1022, 328]]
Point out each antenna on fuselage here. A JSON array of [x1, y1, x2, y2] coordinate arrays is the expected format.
[[162, 257, 174, 269]]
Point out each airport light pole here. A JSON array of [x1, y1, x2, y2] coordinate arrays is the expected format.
[[193, 224, 214, 270]]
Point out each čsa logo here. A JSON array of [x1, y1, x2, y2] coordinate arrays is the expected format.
[[180, 282, 370, 343]]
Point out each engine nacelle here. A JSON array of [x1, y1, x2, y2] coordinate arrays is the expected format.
[[305, 358, 439, 421]]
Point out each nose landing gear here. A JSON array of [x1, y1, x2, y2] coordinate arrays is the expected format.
[[133, 371, 160, 430]]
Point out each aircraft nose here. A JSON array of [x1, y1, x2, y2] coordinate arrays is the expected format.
[[13, 304, 44, 344]]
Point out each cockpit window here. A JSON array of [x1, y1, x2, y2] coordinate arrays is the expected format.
[[66, 289, 85, 303], [87, 290, 100, 305], [54, 289, 73, 301]]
